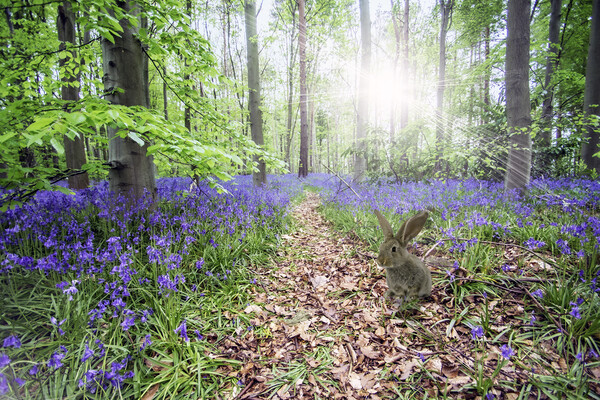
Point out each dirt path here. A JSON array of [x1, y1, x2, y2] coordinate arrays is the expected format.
[[227, 192, 531, 399], [226, 192, 430, 399]]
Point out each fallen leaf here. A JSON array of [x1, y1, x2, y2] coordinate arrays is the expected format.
[[348, 372, 363, 390], [360, 345, 380, 359], [310, 275, 329, 289], [397, 359, 419, 381], [140, 383, 159, 400], [425, 357, 442, 373]]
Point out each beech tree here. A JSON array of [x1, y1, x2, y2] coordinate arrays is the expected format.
[[57, 1, 89, 190], [504, 0, 532, 194], [582, 0, 600, 174], [245, 0, 267, 185], [435, 0, 453, 173], [298, 0, 309, 178], [101, 0, 157, 200], [354, 0, 371, 182]]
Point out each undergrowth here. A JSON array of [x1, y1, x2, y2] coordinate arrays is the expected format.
[[318, 176, 600, 398]]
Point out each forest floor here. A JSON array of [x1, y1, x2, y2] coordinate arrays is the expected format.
[[217, 192, 599, 400]]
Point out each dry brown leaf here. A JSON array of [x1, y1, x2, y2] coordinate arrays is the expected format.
[[360, 373, 378, 390], [244, 304, 264, 315], [397, 359, 419, 381], [425, 357, 443, 373], [140, 383, 160, 400], [448, 375, 471, 387], [360, 345, 380, 359], [310, 274, 329, 289], [348, 372, 363, 390]]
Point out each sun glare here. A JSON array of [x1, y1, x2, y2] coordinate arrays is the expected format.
[[367, 65, 412, 116]]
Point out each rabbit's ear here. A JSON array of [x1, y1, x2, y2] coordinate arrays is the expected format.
[[374, 210, 394, 238], [396, 211, 428, 245]]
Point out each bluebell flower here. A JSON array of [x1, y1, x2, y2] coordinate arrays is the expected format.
[[121, 316, 135, 331], [47, 348, 67, 369], [29, 364, 39, 375], [531, 289, 543, 299], [569, 302, 582, 319], [81, 344, 94, 362], [63, 282, 79, 301], [140, 309, 153, 323], [524, 238, 545, 251], [500, 345, 514, 360], [2, 335, 21, 348], [0, 354, 10, 368], [140, 334, 152, 351], [471, 325, 484, 340], [175, 320, 189, 342], [0, 373, 8, 395], [556, 239, 571, 255]]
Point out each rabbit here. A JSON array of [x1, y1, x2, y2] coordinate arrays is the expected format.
[[374, 209, 432, 305]]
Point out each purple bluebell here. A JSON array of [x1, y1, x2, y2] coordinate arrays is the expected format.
[[2, 335, 21, 349]]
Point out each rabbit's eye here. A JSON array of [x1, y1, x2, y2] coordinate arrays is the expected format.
[[391, 246, 396, 253]]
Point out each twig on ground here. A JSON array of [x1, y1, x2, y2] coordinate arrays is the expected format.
[[432, 237, 559, 269], [320, 163, 363, 201]]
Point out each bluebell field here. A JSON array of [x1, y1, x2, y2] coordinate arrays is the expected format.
[[0, 173, 599, 397]]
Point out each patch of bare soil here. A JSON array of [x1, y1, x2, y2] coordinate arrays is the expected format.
[[219, 192, 599, 399]]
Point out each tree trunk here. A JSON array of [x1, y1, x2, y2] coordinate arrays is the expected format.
[[284, 0, 298, 170], [354, 0, 371, 182], [101, 0, 156, 200], [582, 0, 600, 174], [483, 25, 490, 112], [539, 0, 562, 157], [58, 1, 89, 190], [435, 0, 453, 174], [390, 0, 401, 140], [400, 0, 410, 131], [184, 0, 192, 133], [504, 0, 532, 194], [245, 0, 267, 185], [298, 0, 309, 178]]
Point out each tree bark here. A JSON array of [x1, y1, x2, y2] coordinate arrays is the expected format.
[[540, 0, 562, 148], [435, 0, 453, 174], [245, 0, 267, 185], [58, 1, 89, 190], [284, 0, 298, 169], [390, 0, 401, 140], [101, 0, 156, 200], [504, 0, 532, 194], [582, 0, 600, 174], [400, 0, 410, 131], [184, 0, 192, 133], [298, 0, 309, 178], [354, 0, 371, 182], [483, 25, 490, 111]]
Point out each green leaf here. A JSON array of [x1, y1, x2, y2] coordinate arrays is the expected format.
[[24, 132, 45, 147], [54, 185, 75, 196], [0, 131, 18, 144], [50, 138, 65, 155], [128, 131, 145, 146], [107, 109, 120, 120], [27, 117, 55, 132], [66, 112, 87, 125]]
